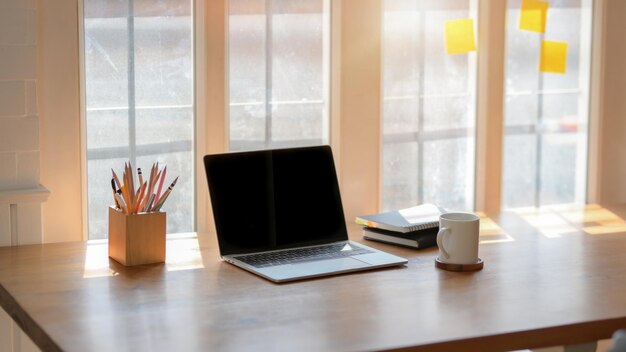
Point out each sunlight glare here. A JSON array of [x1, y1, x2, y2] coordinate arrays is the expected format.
[[476, 212, 515, 244]]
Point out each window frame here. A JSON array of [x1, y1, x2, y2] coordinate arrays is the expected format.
[[381, 0, 479, 212], [227, 0, 331, 151], [76, 0, 605, 240], [79, 0, 197, 240], [501, 0, 594, 209]]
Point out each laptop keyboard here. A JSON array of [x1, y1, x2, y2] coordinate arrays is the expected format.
[[235, 242, 373, 268]]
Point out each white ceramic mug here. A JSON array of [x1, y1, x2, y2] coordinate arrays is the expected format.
[[436, 212, 480, 265]]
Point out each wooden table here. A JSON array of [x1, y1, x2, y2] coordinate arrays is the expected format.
[[2, 204, 626, 352]]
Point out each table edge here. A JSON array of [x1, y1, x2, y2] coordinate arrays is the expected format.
[[385, 317, 626, 352], [0, 283, 62, 352]]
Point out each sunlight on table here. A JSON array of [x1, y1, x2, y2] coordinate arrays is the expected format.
[[476, 212, 515, 244], [83, 241, 118, 278], [511, 204, 626, 238], [83, 234, 205, 278]]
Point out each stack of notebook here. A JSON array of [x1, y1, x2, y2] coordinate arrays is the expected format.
[[355, 203, 445, 249]]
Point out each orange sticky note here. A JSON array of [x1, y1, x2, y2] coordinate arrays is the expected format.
[[519, 0, 549, 33], [444, 18, 476, 55], [540, 40, 568, 74]]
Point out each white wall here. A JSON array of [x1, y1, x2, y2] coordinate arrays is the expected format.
[[0, 0, 46, 349], [0, 0, 49, 248], [0, 0, 40, 190]]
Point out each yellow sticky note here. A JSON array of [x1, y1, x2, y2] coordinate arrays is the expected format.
[[519, 0, 549, 33], [540, 40, 568, 74], [444, 18, 476, 55]]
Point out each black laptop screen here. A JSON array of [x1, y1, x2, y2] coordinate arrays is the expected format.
[[204, 146, 348, 256]]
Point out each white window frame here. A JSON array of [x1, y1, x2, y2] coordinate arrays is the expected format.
[[227, 1, 331, 151], [79, 0, 198, 239], [381, 0, 479, 211], [500, 0, 594, 208], [73, 0, 606, 240]]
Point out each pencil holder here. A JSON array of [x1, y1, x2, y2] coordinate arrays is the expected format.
[[108, 206, 166, 266]]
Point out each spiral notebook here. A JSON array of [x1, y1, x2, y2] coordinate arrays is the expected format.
[[355, 204, 445, 233]]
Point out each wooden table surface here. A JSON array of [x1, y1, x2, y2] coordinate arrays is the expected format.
[[2, 204, 626, 352]]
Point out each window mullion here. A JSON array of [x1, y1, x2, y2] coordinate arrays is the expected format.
[[127, 0, 137, 168], [265, 0, 273, 148], [415, 0, 425, 205], [534, 33, 546, 208]]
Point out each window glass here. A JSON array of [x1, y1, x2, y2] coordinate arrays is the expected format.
[[382, 0, 477, 212], [84, 0, 194, 238], [228, 0, 329, 151], [503, 0, 592, 208]]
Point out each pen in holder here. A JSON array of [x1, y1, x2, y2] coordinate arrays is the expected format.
[[108, 206, 166, 266], [108, 162, 177, 266]]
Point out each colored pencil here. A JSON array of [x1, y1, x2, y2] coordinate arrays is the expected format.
[[155, 165, 167, 204], [111, 163, 177, 214]]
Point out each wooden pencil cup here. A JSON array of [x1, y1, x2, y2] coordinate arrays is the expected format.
[[108, 206, 166, 266]]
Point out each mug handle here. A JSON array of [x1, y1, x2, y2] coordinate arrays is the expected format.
[[437, 227, 451, 259]]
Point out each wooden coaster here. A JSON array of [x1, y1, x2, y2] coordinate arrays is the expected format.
[[435, 257, 484, 272]]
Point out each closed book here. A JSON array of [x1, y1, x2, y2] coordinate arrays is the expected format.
[[362, 227, 438, 249], [355, 203, 445, 233]]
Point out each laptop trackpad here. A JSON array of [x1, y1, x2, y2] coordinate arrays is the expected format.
[[261, 257, 369, 280], [300, 257, 369, 273]]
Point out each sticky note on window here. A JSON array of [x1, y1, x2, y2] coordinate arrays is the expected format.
[[519, 0, 549, 33], [444, 18, 476, 55], [540, 40, 568, 74]]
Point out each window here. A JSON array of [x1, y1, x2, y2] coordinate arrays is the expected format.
[[83, 0, 194, 238], [502, 0, 592, 208], [79, 1, 600, 240], [228, 0, 330, 151], [382, 0, 477, 212]]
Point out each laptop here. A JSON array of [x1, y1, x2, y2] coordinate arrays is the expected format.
[[203, 145, 408, 283]]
